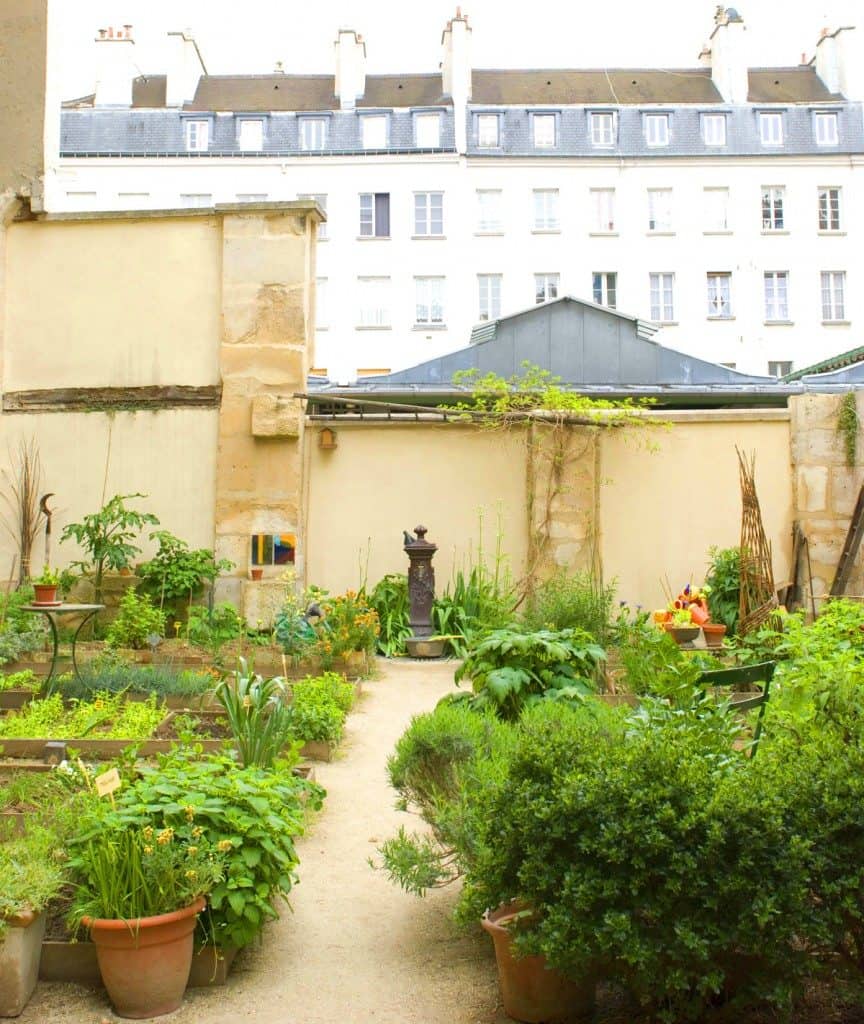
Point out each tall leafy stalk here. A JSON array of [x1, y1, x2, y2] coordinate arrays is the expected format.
[[216, 659, 296, 767], [0, 438, 46, 585]]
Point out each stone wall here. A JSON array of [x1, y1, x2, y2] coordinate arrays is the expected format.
[[789, 392, 864, 606]]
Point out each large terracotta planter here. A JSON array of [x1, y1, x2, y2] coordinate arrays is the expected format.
[[0, 909, 46, 1017], [83, 897, 204, 1019], [701, 622, 728, 648], [481, 904, 594, 1023]]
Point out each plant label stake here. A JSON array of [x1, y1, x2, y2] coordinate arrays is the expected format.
[[95, 767, 121, 806]]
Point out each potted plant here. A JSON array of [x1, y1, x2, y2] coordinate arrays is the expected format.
[[32, 565, 61, 605], [662, 608, 700, 646], [69, 823, 224, 1018]]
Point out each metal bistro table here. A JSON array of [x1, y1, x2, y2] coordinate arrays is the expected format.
[[22, 603, 105, 694]]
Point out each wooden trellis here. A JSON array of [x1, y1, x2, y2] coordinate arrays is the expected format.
[[737, 448, 780, 636]]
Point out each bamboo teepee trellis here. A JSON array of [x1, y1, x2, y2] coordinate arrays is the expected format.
[[737, 448, 780, 636]]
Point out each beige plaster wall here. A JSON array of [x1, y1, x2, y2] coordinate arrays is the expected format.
[[0, 409, 218, 574], [599, 411, 793, 611], [305, 423, 529, 595], [0, 1, 46, 199], [4, 216, 221, 390]]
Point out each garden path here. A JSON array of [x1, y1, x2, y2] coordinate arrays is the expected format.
[[22, 659, 507, 1024]]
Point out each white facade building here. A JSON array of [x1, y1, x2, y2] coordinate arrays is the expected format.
[[49, 10, 864, 379]]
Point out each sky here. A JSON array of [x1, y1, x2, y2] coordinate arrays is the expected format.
[[55, 0, 856, 99]]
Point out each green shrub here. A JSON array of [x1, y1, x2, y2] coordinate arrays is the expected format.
[[186, 602, 244, 653], [0, 668, 41, 692], [367, 574, 412, 656], [215, 661, 297, 768], [60, 658, 216, 701], [618, 622, 714, 701], [705, 546, 741, 634], [0, 825, 66, 939], [523, 569, 616, 643], [288, 672, 354, 743], [104, 589, 166, 650], [0, 692, 163, 740], [137, 530, 232, 609], [0, 586, 48, 666], [432, 564, 517, 657]]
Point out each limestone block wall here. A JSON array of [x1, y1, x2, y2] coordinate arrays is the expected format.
[[789, 392, 864, 605]]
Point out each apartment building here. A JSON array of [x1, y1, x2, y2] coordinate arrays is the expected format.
[[50, 10, 864, 378]]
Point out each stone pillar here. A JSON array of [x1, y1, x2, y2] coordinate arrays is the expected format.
[[213, 201, 321, 616]]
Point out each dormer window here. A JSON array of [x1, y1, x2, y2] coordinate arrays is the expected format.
[[185, 120, 209, 152], [590, 112, 616, 147], [361, 115, 388, 149], [643, 114, 669, 147], [759, 112, 784, 146], [701, 113, 727, 146], [531, 113, 557, 148], [414, 113, 440, 148], [300, 118, 327, 151], [476, 114, 500, 148], [814, 111, 838, 146], [238, 119, 264, 151]]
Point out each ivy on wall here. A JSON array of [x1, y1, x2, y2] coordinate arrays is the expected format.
[[836, 391, 859, 468]]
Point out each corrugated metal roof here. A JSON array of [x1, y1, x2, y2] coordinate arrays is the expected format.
[[784, 344, 864, 381]]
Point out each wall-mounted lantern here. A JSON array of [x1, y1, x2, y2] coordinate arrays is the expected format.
[[318, 426, 338, 450]]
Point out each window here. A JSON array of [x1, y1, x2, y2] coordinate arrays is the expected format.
[[702, 113, 727, 146], [65, 191, 97, 207], [478, 274, 502, 321], [759, 112, 783, 146], [359, 193, 390, 237], [821, 271, 846, 321], [179, 193, 212, 208], [533, 189, 559, 231], [238, 119, 264, 150], [477, 190, 503, 233], [761, 186, 785, 230], [250, 534, 295, 567], [768, 361, 793, 378], [647, 188, 673, 232], [592, 272, 617, 309], [707, 273, 732, 318], [316, 277, 327, 330], [649, 273, 675, 322], [185, 120, 209, 152], [236, 193, 268, 202], [590, 188, 615, 232], [720, 362, 737, 370], [415, 277, 445, 325], [415, 113, 440, 148], [298, 193, 327, 239], [358, 277, 391, 327], [477, 114, 499, 148], [644, 114, 669, 147], [814, 112, 838, 146], [532, 114, 556, 148], [764, 271, 789, 321], [117, 192, 149, 202], [703, 187, 730, 231], [590, 112, 616, 146], [534, 273, 559, 304], [300, 118, 327, 150], [818, 187, 841, 231], [361, 115, 388, 149], [414, 192, 443, 236]]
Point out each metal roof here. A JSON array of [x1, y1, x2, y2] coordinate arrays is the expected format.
[[784, 344, 864, 382]]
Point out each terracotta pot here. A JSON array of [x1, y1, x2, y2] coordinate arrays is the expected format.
[[701, 622, 728, 648], [250, 568, 263, 581], [663, 623, 700, 645], [32, 584, 59, 605], [83, 897, 204, 1019], [481, 903, 594, 1023]]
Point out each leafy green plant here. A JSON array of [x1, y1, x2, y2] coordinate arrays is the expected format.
[[104, 748, 324, 948], [0, 586, 47, 666], [104, 589, 166, 650], [215, 660, 297, 768], [836, 391, 858, 468], [316, 590, 379, 660], [59, 657, 217, 702], [523, 569, 616, 643], [0, 825, 66, 939], [33, 565, 61, 586], [60, 493, 160, 606], [187, 603, 244, 656], [705, 546, 741, 634], [288, 672, 355, 744], [367, 574, 413, 656], [0, 692, 163, 740], [454, 627, 605, 720], [0, 668, 41, 692], [137, 530, 233, 612]]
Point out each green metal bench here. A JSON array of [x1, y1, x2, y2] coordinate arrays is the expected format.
[[695, 661, 776, 757]]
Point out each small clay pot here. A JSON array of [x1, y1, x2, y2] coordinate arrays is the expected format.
[[701, 622, 728, 648], [250, 568, 263, 581]]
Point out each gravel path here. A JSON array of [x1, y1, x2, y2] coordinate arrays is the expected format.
[[21, 659, 505, 1024]]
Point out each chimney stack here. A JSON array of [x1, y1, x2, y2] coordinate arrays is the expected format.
[[815, 26, 860, 99], [441, 9, 472, 153], [93, 25, 136, 106], [708, 7, 748, 104], [334, 29, 366, 109], [165, 29, 207, 106]]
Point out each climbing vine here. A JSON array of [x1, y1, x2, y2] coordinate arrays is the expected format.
[[836, 391, 859, 468]]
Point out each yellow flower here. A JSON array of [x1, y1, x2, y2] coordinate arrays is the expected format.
[[143, 845, 154, 855], [187, 846, 199, 856], [184, 804, 196, 821], [217, 839, 232, 852], [242, 695, 253, 709], [142, 826, 154, 840], [191, 826, 204, 839], [185, 869, 198, 880], [156, 827, 174, 846]]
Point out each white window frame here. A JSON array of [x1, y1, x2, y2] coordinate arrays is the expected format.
[[649, 272, 675, 322], [701, 113, 727, 146], [357, 276, 391, 328], [414, 277, 445, 326], [359, 193, 390, 238], [592, 272, 617, 309], [821, 271, 846, 321], [185, 120, 209, 152], [644, 114, 669, 147], [590, 188, 615, 233], [647, 188, 673, 232], [299, 118, 327, 151], [590, 112, 616, 147], [759, 112, 784, 146], [768, 360, 793, 378], [476, 190, 503, 233], [415, 113, 441, 148], [532, 113, 556, 148], [315, 277, 328, 330], [361, 115, 388, 149], [761, 186, 785, 231], [814, 111, 839, 146], [763, 271, 789, 322], [707, 272, 733, 318], [179, 193, 212, 208], [414, 192, 444, 237], [477, 114, 500, 148], [534, 273, 559, 305], [478, 274, 502, 321], [703, 187, 730, 232], [237, 118, 264, 151], [532, 189, 560, 231], [818, 187, 841, 231]]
